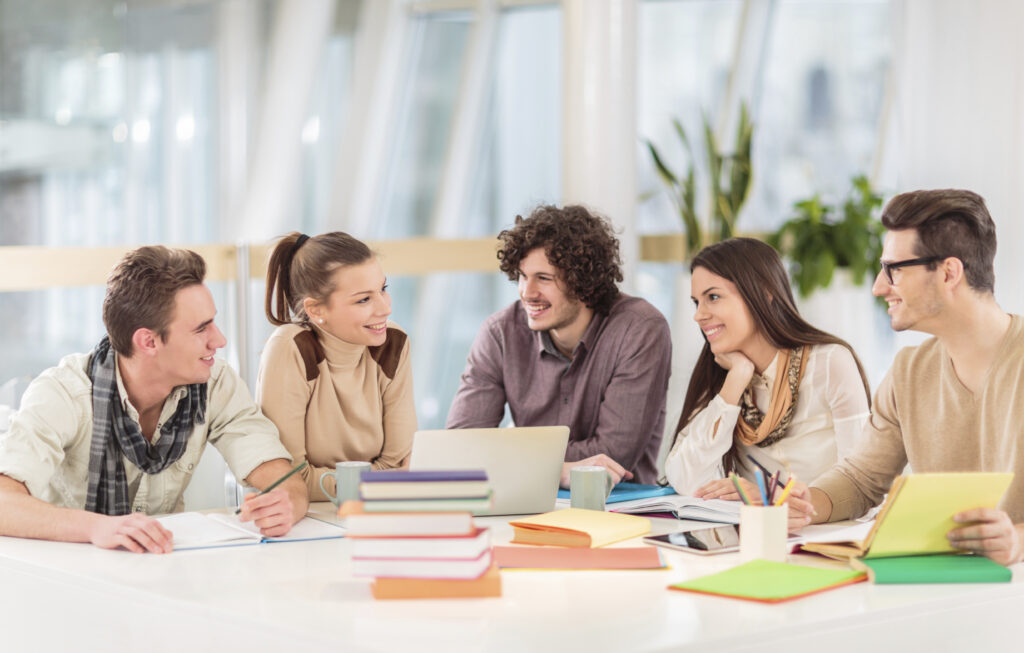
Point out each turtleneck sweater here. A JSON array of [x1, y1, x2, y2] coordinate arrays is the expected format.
[[256, 322, 416, 501]]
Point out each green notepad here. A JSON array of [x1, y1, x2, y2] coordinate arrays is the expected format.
[[856, 555, 1012, 584], [668, 559, 866, 603]]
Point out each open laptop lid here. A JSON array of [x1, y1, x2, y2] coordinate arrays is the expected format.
[[409, 426, 570, 516]]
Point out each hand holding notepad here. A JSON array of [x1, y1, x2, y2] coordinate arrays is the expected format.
[[801, 472, 1014, 560]]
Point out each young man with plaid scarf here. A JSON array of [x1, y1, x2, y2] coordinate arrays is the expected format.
[[0, 246, 308, 553]]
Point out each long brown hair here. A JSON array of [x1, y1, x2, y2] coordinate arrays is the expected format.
[[673, 238, 871, 474], [264, 231, 373, 325]]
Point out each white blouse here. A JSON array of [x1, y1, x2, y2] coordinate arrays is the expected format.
[[664, 343, 870, 496]]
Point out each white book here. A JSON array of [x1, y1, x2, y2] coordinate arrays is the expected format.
[[341, 506, 476, 537], [352, 549, 493, 579], [350, 527, 490, 559], [610, 494, 742, 524], [157, 512, 346, 550]]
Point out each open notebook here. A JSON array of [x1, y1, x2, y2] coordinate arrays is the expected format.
[[610, 494, 742, 524], [157, 512, 345, 551]]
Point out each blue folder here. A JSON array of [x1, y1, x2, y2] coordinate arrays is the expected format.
[[557, 481, 676, 504]]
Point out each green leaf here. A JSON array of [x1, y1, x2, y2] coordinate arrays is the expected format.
[[646, 141, 679, 187], [672, 118, 694, 159]]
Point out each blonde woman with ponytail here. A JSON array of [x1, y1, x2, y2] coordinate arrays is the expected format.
[[256, 232, 416, 501]]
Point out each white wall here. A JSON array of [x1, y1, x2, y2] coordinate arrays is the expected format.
[[893, 0, 1024, 319]]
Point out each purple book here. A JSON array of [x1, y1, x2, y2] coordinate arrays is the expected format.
[[360, 469, 488, 483]]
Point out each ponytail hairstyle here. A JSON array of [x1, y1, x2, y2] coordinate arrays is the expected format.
[[264, 231, 374, 326], [674, 238, 871, 474]]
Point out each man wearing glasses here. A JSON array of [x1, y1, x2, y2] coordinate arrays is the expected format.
[[785, 189, 1024, 566]]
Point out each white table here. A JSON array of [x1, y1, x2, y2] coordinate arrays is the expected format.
[[0, 504, 1021, 653]]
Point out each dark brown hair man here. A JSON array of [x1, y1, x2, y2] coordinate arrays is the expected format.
[[785, 189, 1024, 566], [447, 205, 673, 487], [0, 246, 308, 552]]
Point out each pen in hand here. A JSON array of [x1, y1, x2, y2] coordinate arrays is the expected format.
[[235, 461, 307, 515]]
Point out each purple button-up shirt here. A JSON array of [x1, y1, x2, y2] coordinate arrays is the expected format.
[[446, 294, 672, 484]]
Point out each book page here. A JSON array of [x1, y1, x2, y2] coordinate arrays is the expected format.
[[158, 512, 261, 548], [262, 516, 346, 542], [800, 520, 874, 544], [206, 513, 346, 541]]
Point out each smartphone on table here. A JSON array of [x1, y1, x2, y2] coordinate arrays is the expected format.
[[643, 525, 741, 555], [644, 525, 803, 555]]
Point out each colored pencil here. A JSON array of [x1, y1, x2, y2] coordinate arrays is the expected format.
[[729, 473, 753, 505], [753, 468, 769, 505], [768, 470, 780, 504], [234, 461, 307, 514], [774, 477, 797, 506]]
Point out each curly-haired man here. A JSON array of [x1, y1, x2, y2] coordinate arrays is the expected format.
[[447, 205, 672, 486]]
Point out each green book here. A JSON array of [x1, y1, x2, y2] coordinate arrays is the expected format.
[[854, 555, 1011, 584], [668, 559, 866, 603]]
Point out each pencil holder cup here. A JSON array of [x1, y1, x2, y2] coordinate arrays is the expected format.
[[320, 461, 371, 507], [739, 504, 788, 563], [570, 466, 614, 511]]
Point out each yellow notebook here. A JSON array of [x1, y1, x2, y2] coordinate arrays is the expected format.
[[509, 509, 651, 548], [802, 472, 1013, 560]]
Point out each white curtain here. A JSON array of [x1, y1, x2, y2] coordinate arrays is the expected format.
[[893, 0, 1024, 316]]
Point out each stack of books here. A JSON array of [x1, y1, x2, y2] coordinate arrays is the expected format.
[[357, 469, 493, 514], [340, 469, 501, 599]]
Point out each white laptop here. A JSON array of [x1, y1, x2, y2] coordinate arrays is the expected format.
[[409, 426, 570, 516]]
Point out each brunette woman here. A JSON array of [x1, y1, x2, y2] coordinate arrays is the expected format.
[[664, 238, 870, 500]]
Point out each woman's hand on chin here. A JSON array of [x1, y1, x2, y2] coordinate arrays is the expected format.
[[713, 351, 755, 373], [716, 352, 756, 404]]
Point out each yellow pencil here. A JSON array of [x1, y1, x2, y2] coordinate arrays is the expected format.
[[774, 477, 797, 506]]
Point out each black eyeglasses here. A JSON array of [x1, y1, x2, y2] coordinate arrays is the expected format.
[[879, 256, 945, 285]]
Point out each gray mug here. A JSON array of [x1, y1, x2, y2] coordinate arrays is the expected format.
[[570, 465, 615, 511], [319, 461, 372, 507]]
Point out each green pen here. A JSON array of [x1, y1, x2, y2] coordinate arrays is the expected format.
[[235, 461, 307, 514]]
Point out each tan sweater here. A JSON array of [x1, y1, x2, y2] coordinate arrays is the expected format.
[[813, 314, 1024, 523], [256, 322, 416, 501]]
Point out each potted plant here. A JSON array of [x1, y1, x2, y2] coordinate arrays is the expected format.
[[644, 104, 755, 258], [768, 175, 884, 298]]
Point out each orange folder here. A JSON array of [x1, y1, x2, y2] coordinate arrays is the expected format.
[[371, 564, 502, 600], [493, 545, 664, 569]]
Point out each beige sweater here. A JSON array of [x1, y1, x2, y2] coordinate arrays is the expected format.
[[256, 323, 416, 501], [813, 314, 1024, 523]]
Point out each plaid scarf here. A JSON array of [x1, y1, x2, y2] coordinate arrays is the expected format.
[[84, 336, 207, 515]]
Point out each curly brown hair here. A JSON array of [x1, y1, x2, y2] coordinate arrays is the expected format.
[[497, 205, 623, 314]]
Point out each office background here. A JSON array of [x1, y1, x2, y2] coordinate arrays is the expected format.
[[2, 0, 1022, 505]]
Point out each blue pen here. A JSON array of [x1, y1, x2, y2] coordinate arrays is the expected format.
[[753, 467, 769, 505], [745, 454, 774, 483]]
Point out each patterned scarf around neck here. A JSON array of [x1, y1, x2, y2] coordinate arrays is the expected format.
[[734, 346, 808, 449], [84, 336, 207, 515]]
